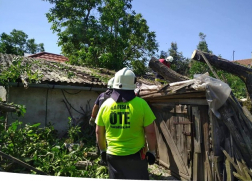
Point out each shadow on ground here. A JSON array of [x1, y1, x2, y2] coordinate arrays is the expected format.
[[149, 173, 180, 180], [148, 164, 180, 180]]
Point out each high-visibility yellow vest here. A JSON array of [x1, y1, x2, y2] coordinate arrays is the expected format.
[[96, 97, 156, 156]]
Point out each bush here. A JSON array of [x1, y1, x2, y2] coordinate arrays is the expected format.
[[0, 119, 108, 178]]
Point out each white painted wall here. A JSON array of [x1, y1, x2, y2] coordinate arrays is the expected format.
[[7, 86, 101, 135], [0, 86, 6, 101]]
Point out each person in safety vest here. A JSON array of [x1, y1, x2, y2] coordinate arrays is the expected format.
[[95, 67, 157, 179], [89, 77, 114, 156], [155, 56, 173, 84]]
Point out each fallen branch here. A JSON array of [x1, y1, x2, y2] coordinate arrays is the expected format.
[[0, 150, 47, 175], [0, 102, 20, 112], [83, 152, 99, 160], [75, 161, 93, 170]]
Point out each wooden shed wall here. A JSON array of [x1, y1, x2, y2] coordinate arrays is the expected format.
[[148, 98, 214, 181]]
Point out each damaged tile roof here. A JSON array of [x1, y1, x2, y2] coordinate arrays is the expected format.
[[0, 53, 154, 88], [0, 53, 113, 88], [28, 52, 69, 62], [233, 59, 252, 67]]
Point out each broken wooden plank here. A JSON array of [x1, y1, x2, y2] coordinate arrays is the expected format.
[[219, 103, 252, 168], [205, 151, 213, 181], [241, 106, 252, 129], [233, 172, 248, 181], [225, 158, 232, 181], [159, 119, 189, 176], [170, 81, 195, 93], [213, 156, 222, 181], [142, 91, 206, 100], [149, 99, 208, 106], [221, 148, 243, 176], [237, 159, 247, 179], [243, 166, 252, 177]]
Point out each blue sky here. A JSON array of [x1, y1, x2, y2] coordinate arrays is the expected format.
[[0, 0, 251, 61]]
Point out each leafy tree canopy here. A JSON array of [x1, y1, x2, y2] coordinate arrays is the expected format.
[[159, 50, 167, 59], [168, 42, 189, 76], [0, 29, 45, 56], [159, 42, 189, 76], [43, 0, 158, 73]]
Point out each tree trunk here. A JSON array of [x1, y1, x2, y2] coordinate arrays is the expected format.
[[149, 57, 190, 82], [191, 50, 252, 100]]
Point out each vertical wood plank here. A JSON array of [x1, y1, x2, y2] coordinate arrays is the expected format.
[[205, 161, 208, 181], [159, 120, 189, 175], [206, 151, 213, 181], [192, 107, 201, 153], [201, 106, 211, 180], [225, 159, 232, 181], [193, 153, 198, 181]]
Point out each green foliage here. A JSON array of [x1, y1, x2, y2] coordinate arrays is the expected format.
[[131, 58, 149, 76], [189, 32, 212, 78], [197, 32, 212, 53], [168, 42, 189, 76], [159, 50, 167, 59], [0, 29, 45, 55], [43, 0, 158, 72], [242, 98, 252, 113], [160, 42, 189, 76], [189, 61, 210, 78], [218, 70, 247, 99], [67, 117, 81, 141], [0, 57, 43, 85], [0, 120, 108, 178]]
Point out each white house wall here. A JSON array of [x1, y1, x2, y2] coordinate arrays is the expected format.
[[0, 86, 7, 101], [8, 86, 101, 135]]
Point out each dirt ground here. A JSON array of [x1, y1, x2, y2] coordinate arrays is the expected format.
[[148, 164, 180, 180]]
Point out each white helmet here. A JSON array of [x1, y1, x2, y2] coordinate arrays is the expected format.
[[113, 67, 136, 90], [107, 77, 114, 88], [166, 56, 173, 62]]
